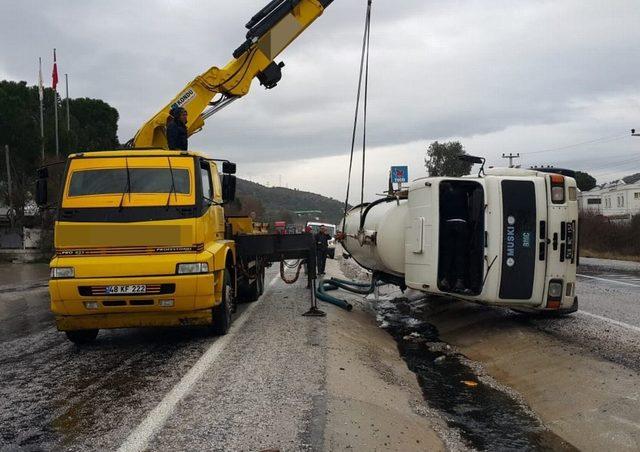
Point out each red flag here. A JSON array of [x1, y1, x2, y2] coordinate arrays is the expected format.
[[52, 49, 58, 90]]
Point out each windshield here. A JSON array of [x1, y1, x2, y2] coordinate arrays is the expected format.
[[68, 168, 190, 196], [61, 156, 196, 210]]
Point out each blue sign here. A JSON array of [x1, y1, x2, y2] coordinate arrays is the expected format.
[[391, 166, 409, 183]]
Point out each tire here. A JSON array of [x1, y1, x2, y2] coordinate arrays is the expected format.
[[258, 266, 265, 296], [65, 329, 99, 344], [245, 265, 264, 303], [211, 270, 233, 335]]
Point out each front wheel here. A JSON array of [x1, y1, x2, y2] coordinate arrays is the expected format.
[[65, 329, 99, 344], [211, 270, 233, 335]]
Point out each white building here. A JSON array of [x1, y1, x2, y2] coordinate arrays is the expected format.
[[579, 173, 640, 220]]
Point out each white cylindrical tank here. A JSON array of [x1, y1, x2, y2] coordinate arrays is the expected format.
[[342, 199, 408, 276]]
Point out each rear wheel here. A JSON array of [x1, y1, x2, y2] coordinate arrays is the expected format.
[[65, 329, 99, 344], [256, 265, 265, 297], [211, 270, 233, 335], [242, 264, 264, 303]]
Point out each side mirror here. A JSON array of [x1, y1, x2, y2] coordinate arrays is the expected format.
[[222, 161, 237, 175], [458, 154, 485, 164], [222, 174, 236, 204], [36, 178, 48, 206]]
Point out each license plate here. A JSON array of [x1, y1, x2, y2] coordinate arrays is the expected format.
[[566, 222, 574, 260], [105, 285, 147, 295]]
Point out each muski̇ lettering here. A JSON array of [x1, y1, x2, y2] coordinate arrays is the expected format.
[[506, 225, 515, 257]]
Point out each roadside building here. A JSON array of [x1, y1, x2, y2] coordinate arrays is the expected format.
[[578, 173, 640, 221]]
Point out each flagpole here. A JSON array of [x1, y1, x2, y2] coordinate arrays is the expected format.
[[65, 73, 70, 132], [54, 87, 59, 157], [38, 57, 45, 162], [53, 48, 59, 157]]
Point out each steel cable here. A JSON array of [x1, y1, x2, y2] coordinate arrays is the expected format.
[[341, 0, 373, 235]]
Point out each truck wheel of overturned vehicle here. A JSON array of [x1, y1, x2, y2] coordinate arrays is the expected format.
[[65, 329, 99, 344], [211, 270, 233, 335]]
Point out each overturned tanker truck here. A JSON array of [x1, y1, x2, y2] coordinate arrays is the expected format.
[[341, 161, 579, 314]]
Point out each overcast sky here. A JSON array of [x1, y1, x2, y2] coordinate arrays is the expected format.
[[1, 0, 639, 200]]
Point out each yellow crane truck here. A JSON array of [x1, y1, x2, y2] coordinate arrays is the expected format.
[[36, 0, 333, 343]]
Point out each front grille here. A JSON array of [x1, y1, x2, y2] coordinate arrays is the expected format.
[[56, 243, 204, 257], [78, 283, 175, 297]]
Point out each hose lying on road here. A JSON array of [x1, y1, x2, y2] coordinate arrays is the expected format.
[[315, 277, 379, 311]]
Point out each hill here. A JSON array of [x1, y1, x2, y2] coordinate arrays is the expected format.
[[228, 178, 345, 225]]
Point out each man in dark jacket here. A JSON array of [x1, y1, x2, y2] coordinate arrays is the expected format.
[[314, 225, 330, 276], [167, 107, 188, 150]]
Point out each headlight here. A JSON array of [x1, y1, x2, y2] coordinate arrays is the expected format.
[[548, 280, 563, 298], [550, 175, 565, 204], [51, 267, 75, 279], [176, 262, 209, 274], [551, 186, 565, 203]]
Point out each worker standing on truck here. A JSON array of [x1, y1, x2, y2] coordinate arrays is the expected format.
[[167, 107, 188, 150], [439, 183, 470, 293], [315, 225, 330, 275]]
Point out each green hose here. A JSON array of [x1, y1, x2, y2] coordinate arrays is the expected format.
[[316, 280, 353, 311], [315, 277, 378, 311]]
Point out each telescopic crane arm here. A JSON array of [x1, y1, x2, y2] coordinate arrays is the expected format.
[[131, 0, 334, 148]]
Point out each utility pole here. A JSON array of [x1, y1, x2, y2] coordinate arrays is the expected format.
[[38, 57, 45, 162], [502, 152, 520, 168], [4, 145, 13, 227], [65, 73, 70, 132]]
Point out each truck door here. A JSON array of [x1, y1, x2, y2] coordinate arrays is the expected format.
[[199, 160, 225, 243], [498, 178, 548, 304]]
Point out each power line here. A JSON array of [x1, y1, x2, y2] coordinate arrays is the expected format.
[[522, 133, 629, 155]]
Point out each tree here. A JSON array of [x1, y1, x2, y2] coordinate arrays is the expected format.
[[425, 141, 473, 177], [574, 171, 597, 191], [0, 80, 120, 213]]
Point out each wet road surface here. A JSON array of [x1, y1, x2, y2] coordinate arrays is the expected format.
[[2, 258, 640, 450], [0, 266, 329, 451]]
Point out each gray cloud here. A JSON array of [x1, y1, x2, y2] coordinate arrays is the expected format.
[[2, 0, 639, 197]]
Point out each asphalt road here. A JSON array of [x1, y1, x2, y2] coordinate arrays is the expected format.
[[0, 267, 328, 451], [1, 257, 640, 450]]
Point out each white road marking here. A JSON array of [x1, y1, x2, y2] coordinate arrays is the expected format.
[[118, 274, 280, 452], [577, 273, 640, 288], [578, 310, 640, 334]]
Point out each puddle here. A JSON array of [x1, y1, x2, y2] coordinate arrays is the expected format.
[[377, 297, 577, 451]]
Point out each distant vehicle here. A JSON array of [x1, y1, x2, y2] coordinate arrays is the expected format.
[[274, 221, 287, 234], [306, 222, 337, 259]]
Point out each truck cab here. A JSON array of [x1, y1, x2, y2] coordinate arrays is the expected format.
[[39, 150, 241, 342], [343, 168, 579, 312]]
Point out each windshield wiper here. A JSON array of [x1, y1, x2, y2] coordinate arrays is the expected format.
[[166, 157, 178, 210], [118, 157, 132, 212]]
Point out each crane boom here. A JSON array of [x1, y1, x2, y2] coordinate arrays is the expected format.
[[131, 0, 333, 148]]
